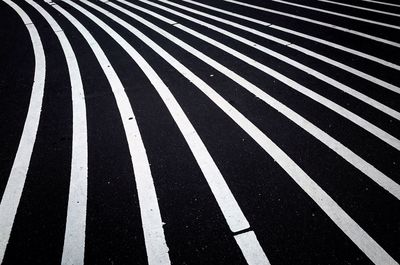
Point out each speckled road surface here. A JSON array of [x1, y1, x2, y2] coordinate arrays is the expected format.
[[0, 0, 399, 264]]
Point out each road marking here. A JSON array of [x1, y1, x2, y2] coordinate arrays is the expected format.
[[137, 0, 400, 151], [234, 231, 271, 265], [223, 0, 400, 48], [26, 1, 89, 264], [172, 0, 400, 72], [63, 1, 273, 263], [68, 1, 398, 264], [361, 0, 400, 8], [49, 2, 171, 264], [271, 0, 400, 30], [154, 0, 400, 94], [136, 0, 400, 118], [0, 1, 46, 263], [318, 0, 400, 18], [113, 0, 400, 200]]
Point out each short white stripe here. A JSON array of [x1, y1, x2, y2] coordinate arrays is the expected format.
[[223, 0, 400, 48], [26, 1, 89, 264], [318, 0, 400, 18], [0, 1, 46, 263], [114, 0, 400, 200], [234, 231, 271, 265], [73, 1, 398, 264], [271, 0, 400, 30], [50, 2, 171, 264]]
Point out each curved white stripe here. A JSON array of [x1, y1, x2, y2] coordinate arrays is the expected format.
[[113, 0, 400, 200], [74, 1, 398, 264], [156, 0, 400, 94], [223, 0, 400, 48], [271, 0, 400, 30], [25, 1, 89, 264], [0, 1, 46, 262], [47, 2, 171, 264], [135, 0, 400, 118], [318, 0, 400, 18], [63, 1, 271, 264], [140, 0, 400, 151], [362, 0, 400, 8]]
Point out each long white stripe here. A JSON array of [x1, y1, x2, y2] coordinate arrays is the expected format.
[[135, 0, 400, 119], [156, 0, 400, 94], [223, 0, 400, 48], [113, 0, 400, 201], [269, 24, 400, 72], [63, 1, 271, 264], [318, 0, 400, 18], [362, 0, 400, 8], [25, 1, 88, 264], [66, 1, 398, 264], [48, 2, 171, 265], [144, 0, 400, 151], [164, 0, 400, 72], [271, 0, 400, 30], [0, 1, 46, 263]]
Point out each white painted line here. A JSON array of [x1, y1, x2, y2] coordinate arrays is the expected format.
[[69, 0, 252, 233], [66, 2, 398, 265], [114, 0, 400, 201], [142, 0, 400, 150], [50, 2, 171, 264], [271, 0, 400, 30], [155, 0, 400, 94], [180, 25, 400, 150], [223, 0, 400, 48], [361, 0, 400, 8], [176, 0, 400, 72], [26, 1, 89, 264], [0, 1, 46, 263], [234, 231, 271, 265], [318, 0, 400, 18], [64, 0, 266, 261]]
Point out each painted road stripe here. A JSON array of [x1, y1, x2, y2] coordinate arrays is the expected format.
[[112, 0, 400, 201], [318, 0, 400, 18], [223, 0, 400, 48], [25, 1, 89, 264], [0, 1, 46, 263], [271, 0, 400, 30], [361, 0, 400, 8], [64, 1, 271, 264], [135, 0, 400, 119], [156, 0, 400, 94], [72, 1, 398, 264], [172, 0, 400, 72], [137, 0, 400, 151], [48, 2, 171, 264]]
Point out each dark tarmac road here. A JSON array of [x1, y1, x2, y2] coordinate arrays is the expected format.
[[0, 0, 399, 264]]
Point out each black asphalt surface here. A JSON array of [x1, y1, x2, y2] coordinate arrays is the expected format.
[[0, 0, 399, 264]]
